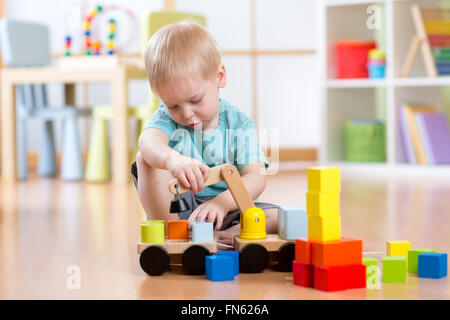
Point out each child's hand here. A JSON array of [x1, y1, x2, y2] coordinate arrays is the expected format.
[[166, 154, 209, 194], [188, 198, 228, 231]]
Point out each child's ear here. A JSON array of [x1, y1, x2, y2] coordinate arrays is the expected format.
[[217, 64, 227, 88]]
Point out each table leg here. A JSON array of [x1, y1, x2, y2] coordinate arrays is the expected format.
[[64, 83, 76, 106], [1, 81, 17, 182], [112, 67, 130, 185]]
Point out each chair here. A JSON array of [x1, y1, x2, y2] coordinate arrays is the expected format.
[[0, 19, 90, 180], [84, 11, 206, 182]]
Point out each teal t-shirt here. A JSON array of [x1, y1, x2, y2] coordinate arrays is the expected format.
[[145, 98, 268, 197]]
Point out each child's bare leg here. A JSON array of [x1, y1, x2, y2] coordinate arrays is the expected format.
[[136, 151, 178, 221], [265, 207, 279, 234]]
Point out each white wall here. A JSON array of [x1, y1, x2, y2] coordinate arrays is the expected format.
[[6, 0, 318, 151]]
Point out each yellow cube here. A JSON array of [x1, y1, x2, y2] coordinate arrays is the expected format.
[[307, 167, 340, 193], [308, 216, 341, 243], [306, 191, 340, 217], [386, 241, 411, 262]]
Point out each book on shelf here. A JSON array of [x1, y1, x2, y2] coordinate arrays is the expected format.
[[415, 113, 450, 164], [398, 103, 437, 164]]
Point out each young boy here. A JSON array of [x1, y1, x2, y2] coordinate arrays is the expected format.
[[132, 21, 278, 246]]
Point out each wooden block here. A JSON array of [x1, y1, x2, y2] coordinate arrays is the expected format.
[[278, 204, 308, 240], [386, 240, 411, 262], [382, 256, 406, 283], [233, 234, 290, 252], [205, 256, 235, 281], [314, 265, 347, 292], [137, 238, 217, 255], [295, 238, 311, 264], [140, 221, 165, 244], [408, 248, 436, 273], [216, 251, 239, 275], [346, 264, 366, 289], [192, 222, 214, 242], [308, 216, 341, 243], [167, 220, 188, 239], [306, 191, 340, 217], [293, 261, 314, 287], [363, 257, 379, 288], [311, 237, 362, 267], [307, 167, 340, 193], [418, 252, 447, 279]]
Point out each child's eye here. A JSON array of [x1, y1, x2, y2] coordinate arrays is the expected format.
[[191, 97, 202, 104], [168, 105, 178, 110]]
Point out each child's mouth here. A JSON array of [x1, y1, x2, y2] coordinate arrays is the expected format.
[[189, 122, 201, 128]]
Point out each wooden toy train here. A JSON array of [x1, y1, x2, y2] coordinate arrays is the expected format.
[[137, 164, 306, 276]]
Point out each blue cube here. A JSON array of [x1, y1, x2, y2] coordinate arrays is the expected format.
[[418, 252, 447, 279], [216, 251, 239, 275], [278, 205, 308, 240], [205, 255, 235, 281], [192, 221, 214, 242]]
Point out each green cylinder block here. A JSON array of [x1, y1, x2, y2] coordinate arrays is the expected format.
[[141, 220, 165, 244], [345, 119, 386, 162]]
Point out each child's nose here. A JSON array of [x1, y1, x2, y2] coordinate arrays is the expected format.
[[182, 106, 194, 119]]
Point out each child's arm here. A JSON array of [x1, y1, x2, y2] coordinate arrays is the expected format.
[[187, 162, 267, 230], [138, 128, 209, 193]]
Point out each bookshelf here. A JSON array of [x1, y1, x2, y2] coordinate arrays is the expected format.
[[318, 0, 450, 175]]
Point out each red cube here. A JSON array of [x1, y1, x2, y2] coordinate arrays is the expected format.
[[314, 265, 348, 292], [293, 261, 313, 288], [346, 264, 366, 289]]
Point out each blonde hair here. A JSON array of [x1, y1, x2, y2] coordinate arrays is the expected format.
[[144, 21, 221, 95]]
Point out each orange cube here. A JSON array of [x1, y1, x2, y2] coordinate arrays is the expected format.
[[167, 220, 188, 239], [295, 238, 311, 264], [311, 237, 362, 267]]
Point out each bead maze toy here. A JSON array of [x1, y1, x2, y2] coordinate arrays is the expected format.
[[64, 4, 137, 56], [138, 163, 301, 276]]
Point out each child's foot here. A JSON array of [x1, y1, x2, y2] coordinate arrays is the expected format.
[[215, 224, 240, 250]]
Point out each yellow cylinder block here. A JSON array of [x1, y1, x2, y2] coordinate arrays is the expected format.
[[141, 220, 165, 244], [240, 207, 267, 239]]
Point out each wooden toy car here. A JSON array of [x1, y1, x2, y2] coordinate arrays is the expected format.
[[137, 164, 295, 276]]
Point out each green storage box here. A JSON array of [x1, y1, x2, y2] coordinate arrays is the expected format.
[[345, 119, 386, 162]]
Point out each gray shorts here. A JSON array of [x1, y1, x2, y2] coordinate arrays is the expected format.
[[130, 161, 278, 231]]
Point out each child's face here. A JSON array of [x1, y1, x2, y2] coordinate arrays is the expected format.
[[157, 64, 227, 131]]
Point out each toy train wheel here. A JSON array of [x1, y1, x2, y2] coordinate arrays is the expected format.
[[139, 246, 170, 276], [240, 243, 269, 273], [182, 245, 210, 275], [276, 242, 295, 272]]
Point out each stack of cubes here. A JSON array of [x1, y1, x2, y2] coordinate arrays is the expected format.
[[293, 167, 366, 291]]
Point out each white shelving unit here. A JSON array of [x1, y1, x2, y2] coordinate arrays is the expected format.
[[318, 0, 450, 176]]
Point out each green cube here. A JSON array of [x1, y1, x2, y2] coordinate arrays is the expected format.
[[382, 256, 406, 283], [363, 257, 379, 287], [408, 248, 436, 273]]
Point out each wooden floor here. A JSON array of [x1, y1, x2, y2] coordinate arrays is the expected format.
[[1, 168, 450, 299]]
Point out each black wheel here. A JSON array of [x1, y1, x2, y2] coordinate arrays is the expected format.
[[139, 246, 170, 276], [240, 243, 269, 273], [182, 245, 210, 275], [276, 242, 295, 272]]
